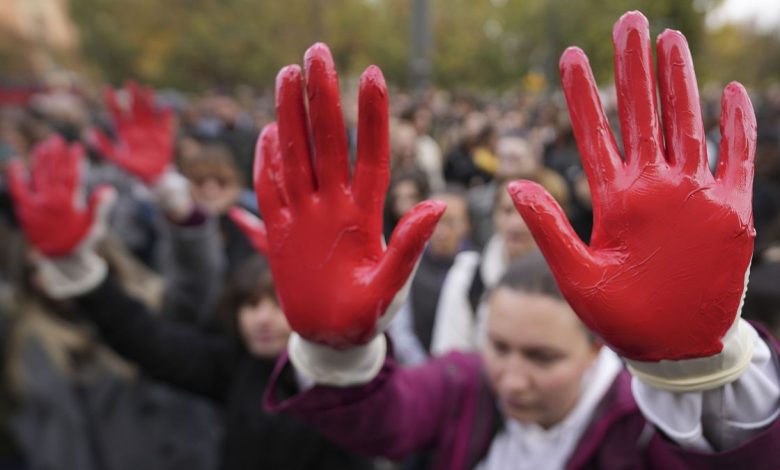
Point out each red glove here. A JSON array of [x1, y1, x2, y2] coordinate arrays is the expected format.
[[7, 135, 114, 257], [91, 81, 174, 184], [255, 43, 445, 349], [229, 206, 268, 255], [508, 12, 756, 365]]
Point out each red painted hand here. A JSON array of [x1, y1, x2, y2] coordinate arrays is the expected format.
[[255, 44, 445, 348], [92, 81, 174, 183], [509, 12, 756, 362], [7, 135, 114, 257]]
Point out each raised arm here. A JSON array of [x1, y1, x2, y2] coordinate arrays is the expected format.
[[508, 10, 779, 452], [254, 43, 444, 384], [7, 135, 235, 402]]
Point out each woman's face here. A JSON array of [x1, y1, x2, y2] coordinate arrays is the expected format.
[[428, 194, 470, 257], [482, 287, 600, 429], [186, 163, 241, 215], [238, 297, 292, 358], [493, 188, 535, 260]]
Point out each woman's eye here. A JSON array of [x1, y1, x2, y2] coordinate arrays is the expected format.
[[525, 351, 561, 366], [491, 339, 510, 356]]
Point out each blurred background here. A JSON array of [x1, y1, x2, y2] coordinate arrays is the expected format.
[[0, 0, 779, 92]]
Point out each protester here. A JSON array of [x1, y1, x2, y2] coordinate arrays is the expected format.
[[254, 14, 780, 469]]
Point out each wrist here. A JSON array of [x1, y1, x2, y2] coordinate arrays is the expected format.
[[287, 333, 387, 387], [625, 318, 754, 392], [35, 250, 108, 299]]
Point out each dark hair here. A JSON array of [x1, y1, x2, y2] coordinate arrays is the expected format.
[[494, 250, 563, 301], [494, 251, 599, 343], [388, 168, 431, 201], [220, 255, 277, 335]]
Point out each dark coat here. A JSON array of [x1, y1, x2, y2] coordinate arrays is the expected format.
[[77, 277, 373, 470]]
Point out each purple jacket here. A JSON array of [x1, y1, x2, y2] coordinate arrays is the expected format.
[[265, 332, 780, 470]]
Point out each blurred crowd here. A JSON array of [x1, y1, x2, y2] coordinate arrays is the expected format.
[[0, 72, 778, 470]]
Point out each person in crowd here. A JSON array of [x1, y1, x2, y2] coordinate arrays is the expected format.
[[400, 105, 446, 193], [469, 133, 569, 249], [5, 109, 376, 470], [388, 185, 472, 365], [178, 140, 257, 280], [256, 16, 780, 469], [5, 135, 221, 470], [383, 168, 431, 243], [444, 111, 497, 187], [429, 179, 536, 355]]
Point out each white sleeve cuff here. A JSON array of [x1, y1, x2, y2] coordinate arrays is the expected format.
[[626, 318, 754, 392], [632, 322, 780, 451], [36, 250, 108, 299], [287, 333, 387, 387]]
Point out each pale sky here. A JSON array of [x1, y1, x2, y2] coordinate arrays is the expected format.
[[706, 0, 780, 32]]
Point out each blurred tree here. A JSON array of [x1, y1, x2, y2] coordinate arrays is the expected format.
[[66, 0, 777, 92], [698, 23, 780, 88]]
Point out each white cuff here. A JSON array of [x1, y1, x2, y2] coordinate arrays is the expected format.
[[288, 333, 387, 387], [36, 250, 108, 299], [626, 319, 754, 392]]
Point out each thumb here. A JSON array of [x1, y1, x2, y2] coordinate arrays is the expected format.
[[229, 206, 269, 255], [508, 180, 595, 283], [373, 200, 445, 297], [84, 185, 117, 247]]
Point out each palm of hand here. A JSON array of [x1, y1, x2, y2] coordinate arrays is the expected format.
[[255, 44, 444, 349], [509, 12, 756, 361]]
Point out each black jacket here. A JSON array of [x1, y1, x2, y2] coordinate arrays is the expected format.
[[77, 277, 373, 470]]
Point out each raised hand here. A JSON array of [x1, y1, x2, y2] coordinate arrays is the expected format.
[[7, 135, 115, 257], [508, 12, 755, 371], [255, 43, 444, 349], [91, 81, 174, 183]]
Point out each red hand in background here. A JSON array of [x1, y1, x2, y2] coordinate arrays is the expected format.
[[7, 135, 114, 257], [255, 43, 444, 349], [92, 81, 174, 183], [509, 12, 756, 362], [229, 206, 268, 255]]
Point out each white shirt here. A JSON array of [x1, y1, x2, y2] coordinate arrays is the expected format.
[[476, 347, 623, 470]]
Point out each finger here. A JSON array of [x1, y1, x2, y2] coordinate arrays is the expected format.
[[613, 11, 664, 168], [62, 142, 84, 198], [352, 65, 390, 232], [715, 82, 756, 198], [6, 159, 31, 212], [304, 43, 349, 194], [128, 81, 153, 122], [657, 29, 709, 178], [253, 123, 289, 226], [559, 47, 622, 210], [160, 108, 175, 133], [228, 206, 269, 255], [276, 65, 315, 203], [373, 200, 446, 298], [507, 180, 596, 286], [51, 137, 76, 195], [32, 136, 64, 193]]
